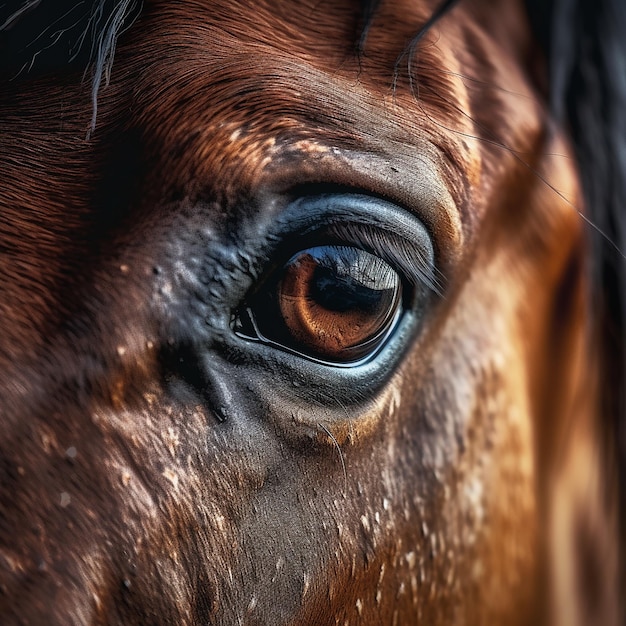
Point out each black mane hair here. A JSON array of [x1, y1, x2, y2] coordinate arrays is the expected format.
[[0, 0, 140, 130], [526, 0, 626, 609], [2, 0, 625, 617]]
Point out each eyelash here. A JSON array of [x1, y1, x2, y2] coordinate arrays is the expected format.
[[325, 222, 440, 294]]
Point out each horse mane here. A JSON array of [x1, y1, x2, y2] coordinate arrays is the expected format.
[[526, 0, 626, 607], [0, 0, 140, 131], [2, 0, 625, 616]]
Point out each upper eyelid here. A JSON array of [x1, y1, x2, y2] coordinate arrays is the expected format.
[[325, 222, 441, 294], [240, 221, 437, 301], [229, 193, 439, 303], [271, 193, 434, 257]]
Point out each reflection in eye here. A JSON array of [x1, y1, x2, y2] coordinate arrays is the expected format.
[[239, 245, 403, 364]]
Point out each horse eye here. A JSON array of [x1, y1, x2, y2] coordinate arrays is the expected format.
[[237, 245, 403, 365]]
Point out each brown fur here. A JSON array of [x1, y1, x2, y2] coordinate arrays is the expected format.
[[0, 0, 618, 624]]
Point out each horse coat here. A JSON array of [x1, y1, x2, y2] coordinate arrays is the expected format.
[[0, 0, 624, 624]]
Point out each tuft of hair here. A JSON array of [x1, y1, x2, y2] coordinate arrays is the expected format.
[[0, 0, 140, 132]]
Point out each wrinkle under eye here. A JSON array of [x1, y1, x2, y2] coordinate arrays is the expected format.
[[250, 245, 403, 364]]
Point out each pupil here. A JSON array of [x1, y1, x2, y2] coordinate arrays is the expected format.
[[239, 244, 404, 365], [311, 266, 388, 313]]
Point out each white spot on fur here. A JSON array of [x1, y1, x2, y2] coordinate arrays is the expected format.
[[361, 514, 370, 532], [388, 382, 402, 417], [464, 475, 485, 527], [430, 533, 438, 557], [405, 551, 417, 569], [162, 427, 180, 458], [293, 139, 331, 154], [143, 392, 157, 406], [162, 468, 179, 489]]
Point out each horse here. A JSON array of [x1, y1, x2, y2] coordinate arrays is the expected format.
[[1, 0, 624, 624]]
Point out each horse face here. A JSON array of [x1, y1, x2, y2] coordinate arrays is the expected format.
[[0, 0, 595, 624]]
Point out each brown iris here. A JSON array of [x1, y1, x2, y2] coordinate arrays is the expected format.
[[256, 245, 402, 363]]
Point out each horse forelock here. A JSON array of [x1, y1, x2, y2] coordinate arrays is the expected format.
[[1, 0, 139, 133]]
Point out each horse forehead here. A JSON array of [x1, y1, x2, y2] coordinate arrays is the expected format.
[[111, 0, 540, 251]]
